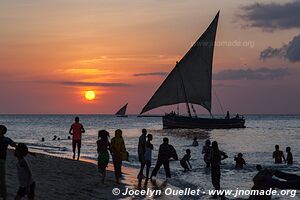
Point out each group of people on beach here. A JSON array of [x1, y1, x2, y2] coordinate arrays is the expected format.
[[0, 125, 35, 200], [1, 116, 299, 200]]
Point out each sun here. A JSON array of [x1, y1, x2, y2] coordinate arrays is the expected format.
[[84, 90, 96, 101]]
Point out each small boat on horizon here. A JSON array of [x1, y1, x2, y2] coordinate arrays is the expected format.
[[115, 103, 128, 117], [139, 11, 245, 129]]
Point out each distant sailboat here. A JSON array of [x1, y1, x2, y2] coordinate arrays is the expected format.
[[139, 11, 245, 129], [115, 103, 128, 117]]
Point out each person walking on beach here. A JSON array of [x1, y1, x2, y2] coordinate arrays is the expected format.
[[14, 143, 35, 200], [144, 134, 153, 185], [97, 130, 111, 184], [180, 149, 192, 172], [210, 141, 228, 191], [202, 139, 211, 168], [0, 125, 16, 200], [286, 147, 293, 165], [111, 129, 127, 184], [150, 137, 178, 181], [137, 129, 147, 179], [272, 145, 285, 164], [69, 117, 85, 160]]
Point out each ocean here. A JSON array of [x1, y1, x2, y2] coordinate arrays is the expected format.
[[1, 114, 299, 199]]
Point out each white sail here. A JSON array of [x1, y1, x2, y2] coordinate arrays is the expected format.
[[140, 12, 219, 115], [115, 103, 128, 116]]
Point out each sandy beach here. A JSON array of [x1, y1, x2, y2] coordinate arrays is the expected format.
[[4, 150, 179, 200]]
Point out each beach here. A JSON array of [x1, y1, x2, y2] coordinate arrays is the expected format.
[[5, 150, 181, 200], [5, 150, 131, 200], [1, 115, 300, 199]]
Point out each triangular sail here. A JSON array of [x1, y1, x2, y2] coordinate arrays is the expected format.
[[115, 103, 128, 116], [140, 12, 219, 115]]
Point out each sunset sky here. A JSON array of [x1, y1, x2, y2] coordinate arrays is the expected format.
[[1, 0, 300, 114]]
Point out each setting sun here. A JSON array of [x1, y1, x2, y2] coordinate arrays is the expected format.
[[85, 91, 96, 101]]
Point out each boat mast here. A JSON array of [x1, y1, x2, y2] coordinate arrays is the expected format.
[[177, 62, 192, 117], [191, 103, 198, 117]]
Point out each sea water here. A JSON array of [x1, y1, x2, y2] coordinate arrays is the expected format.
[[1, 114, 299, 199]]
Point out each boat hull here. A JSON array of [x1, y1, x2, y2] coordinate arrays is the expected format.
[[163, 115, 245, 129]]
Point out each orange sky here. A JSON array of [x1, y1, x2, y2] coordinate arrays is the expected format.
[[1, 0, 299, 114]]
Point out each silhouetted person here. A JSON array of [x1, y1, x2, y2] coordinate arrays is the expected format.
[[180, 149, 192, 172], [69, 117, 85, 160], [249, 165, 273, 200], [52, 135, 57, 140], [202, 139, 211, 168], [192, 137, 199, 146], [111, 129, 127, 184], [234, 153, 246, 169], [272, 145, 285, 164], [225, 111, 230, 119], [67, 136, 71, 140], [137, 129, 147, 179], [151, 137, 178, 180], [286, 147, 293, 165], [210, 141, 228, 191], [144, 134, 153, 185], [41, 138, 45, 142], [235, 114, 239, 119], [0, 125, 16, 200], [14, 143, 35, 200], [97, 130, 111, 184]]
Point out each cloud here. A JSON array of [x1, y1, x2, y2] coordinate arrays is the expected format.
[[240, 1, 300, 31], [213, 67, 292, 80], [260, 35, 300, 62], [60, 81, 130, 87], [133, 72, 168, 77]]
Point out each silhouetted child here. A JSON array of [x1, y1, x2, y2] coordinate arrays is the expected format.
[[14, 143, 35, 200], [180, 149, 192, 172], [202, 139, 211, 167], [0, 125, 16, 200], [273, 145, 286, 164], [192, 137, 199, 146], [144, 134, 153, 185], [234, 153, 246, 169], [286, 147, 293, 165]]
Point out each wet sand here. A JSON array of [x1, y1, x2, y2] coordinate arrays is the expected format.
[[5, 150, 179, 200]]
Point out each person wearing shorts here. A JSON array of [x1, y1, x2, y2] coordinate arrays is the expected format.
[[69, 117, 85, 160]]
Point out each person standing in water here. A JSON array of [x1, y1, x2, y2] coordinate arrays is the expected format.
[[272, 145, 285, 164], [150, 137, 178, 181], [286, 147, 293, 165], [192, 137, 199, 146], [234, 153, 246, 169], [144, 134, 153, 185], [0, 125, 17, 200], [137, 129, 147, 179], [180, 149, 192, 172], [111, 129, 127, 184], [210, 141, 228, 191], [97, 130, 111, 184], [202, 139, 211, 168], [69, 117, 85, 160]]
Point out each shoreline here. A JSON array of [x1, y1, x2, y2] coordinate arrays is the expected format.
[[5, 150, 179, 200]]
